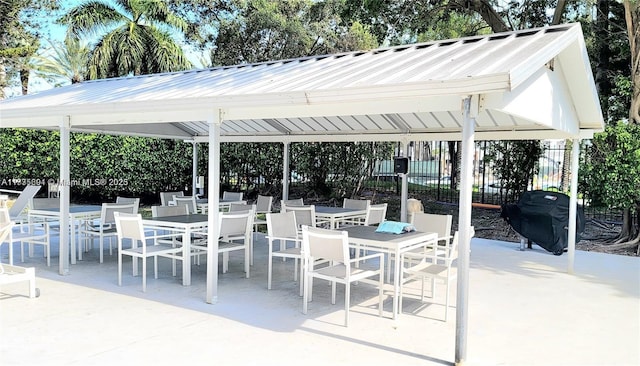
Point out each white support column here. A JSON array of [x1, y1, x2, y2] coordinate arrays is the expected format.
[[192, 142, 198, 196], [400, 141, 410, 222], [567, 139, 580, 274], [59, 117, 71, 275], [206, 111, 222, 304], [456, 96, 476, 365], [282, 142, 290, 202]]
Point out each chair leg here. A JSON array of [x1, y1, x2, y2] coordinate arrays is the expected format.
[[142, 256, 147, 292], [386, 254, 392, 283], [244, 247, 250, 279], [118, 251, 122, 286], [331, 281, 337, 305], [344, 282, 350, 327], [378, 269, 384, 317], [298, 258, 303, 297], [303, 271, 310, 314], [99, 233, 104, 263], [154, 256, 158, 279], [267, 253, 273, 290]]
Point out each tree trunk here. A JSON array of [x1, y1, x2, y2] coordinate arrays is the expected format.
[[20, 66, 29, 95], [0, 58, 6, 99], [615, 208, 633, 243], [453, 0, 509, 32], [624, 0, 640, 124]]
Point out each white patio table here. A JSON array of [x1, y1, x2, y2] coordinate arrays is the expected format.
[[196, 198, 246, 213], [141, 214, 208, 286], [342, 225, 437, 319], [314, 206, 367, 229], [29, 205, 102, 264]]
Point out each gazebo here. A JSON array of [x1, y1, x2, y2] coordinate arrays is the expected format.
[[0, 23, 604, 364]]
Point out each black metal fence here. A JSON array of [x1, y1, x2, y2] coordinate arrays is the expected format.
[[356, 140, 621, 223]]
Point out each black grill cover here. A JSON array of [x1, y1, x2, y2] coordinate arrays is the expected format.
[[500, 190, 585, 255]]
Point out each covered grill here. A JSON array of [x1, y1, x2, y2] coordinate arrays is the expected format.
[[500, 190, 585, 255]]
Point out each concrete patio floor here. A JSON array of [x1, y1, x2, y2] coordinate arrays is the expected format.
[[1, 233, 639, 366]]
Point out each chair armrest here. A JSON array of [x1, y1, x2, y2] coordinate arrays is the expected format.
[[350, 251, 383, 264]]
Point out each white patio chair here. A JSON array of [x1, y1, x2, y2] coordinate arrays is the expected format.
[[191, 209, 254, 277], [228, 202, 251, 212], [266, 211, 303, 295], [114, 212, 183, 292], [150, 205, 190, 275], [280, 198, 303, 209], [31, 198, 60, 209], [253, 194, 273, 231], [151, 205, 188, 218], [364, 203, 387, 226], [281, 204, 316, 230], [9, 185, 41, 222], [160, 191, 183, 206], [222, 191, 243, 201], [80, 202, 137, 263], [354, 203, 388, 263], [338, 198, 370, 226], [399, 228, 473, 321], [0, 220, 38, 299], [388, 212, 452, 282], [0, 207, 50, 266], [173, 196, 198, 215], [115, 196, 140, 213], [301, 225, 384, 327]]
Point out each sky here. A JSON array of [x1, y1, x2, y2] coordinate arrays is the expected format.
[[8, 1, 200, 97]]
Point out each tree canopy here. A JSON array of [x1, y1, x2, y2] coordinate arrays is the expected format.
[[59, 0, 192, 78]]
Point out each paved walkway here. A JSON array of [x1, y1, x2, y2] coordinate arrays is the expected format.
[[1, 234, 639, 365]]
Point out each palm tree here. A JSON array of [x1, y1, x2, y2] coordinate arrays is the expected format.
[[59, 0, 192, 79], [32, 37, 90, 86]]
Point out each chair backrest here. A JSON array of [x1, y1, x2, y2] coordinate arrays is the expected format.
[[222, 191, 243, 201], [302, 225, 349, 264], [116, 196, 140, 213], [101, 203, 137, 225], [229, 202, 255, 213], [9, 185, 41, 219], [255, 195, 273, 214], [447, 227, 475, 263], [160, 191, 183, 206], [173, 196, 198, 215], [365, 203, 388, 226], [219, 209, 254, 239], [31, 198, 60, 209], [411, 212, 453, 244], [266, 211, 298, 240], [343, 198, 370, 210], [0, 207, 11, 227], [0, 209, 14, 243], [282, 204, 316, 228], [281, 198, 303, 208], [114, 212, 145, 243], [151, 205, 188, 217]]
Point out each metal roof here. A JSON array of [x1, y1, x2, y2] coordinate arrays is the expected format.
[[0, 23, 604, 142]]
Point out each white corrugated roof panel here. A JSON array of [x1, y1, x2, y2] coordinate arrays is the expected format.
[[1, 23, 603, 141]]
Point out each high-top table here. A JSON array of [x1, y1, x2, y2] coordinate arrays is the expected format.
[[141, 214, 209, 286], [343, 225, 438, 319], [29, 205, 102, 264]]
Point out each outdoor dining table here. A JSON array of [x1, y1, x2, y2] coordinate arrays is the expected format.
[[141, 214, 208, 286], [342, 225, 438, 319], [29, 205, 102, 264], [195, 198, 246, 213], [314, 206, 367, 229]]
